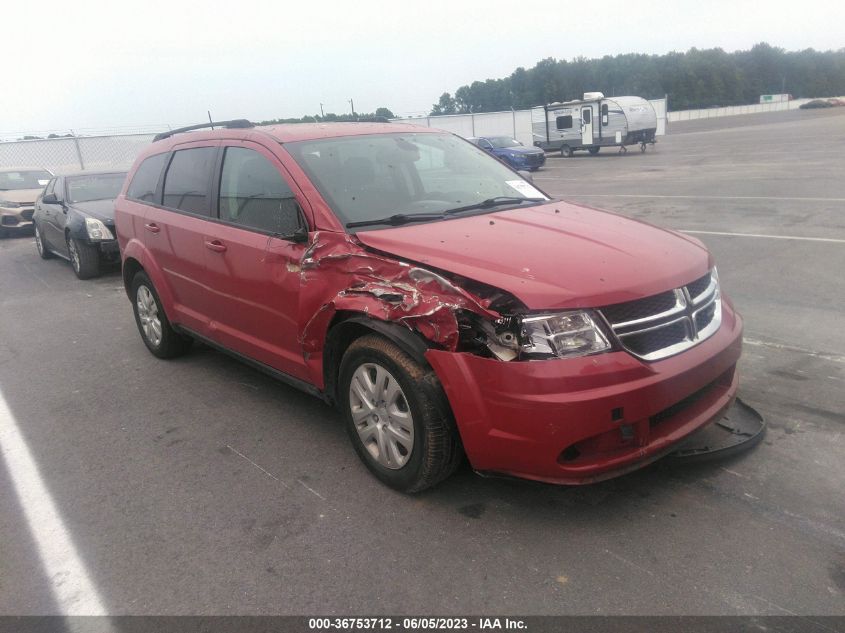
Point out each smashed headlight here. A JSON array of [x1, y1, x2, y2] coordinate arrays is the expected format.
[[461, 310, 612, 361], [519, 311, 610, 359]]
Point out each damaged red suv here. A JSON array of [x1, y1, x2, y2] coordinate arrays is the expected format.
[[115, 119, 742, 492]]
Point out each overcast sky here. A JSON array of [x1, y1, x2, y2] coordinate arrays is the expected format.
[[4, 0, 844, 134]]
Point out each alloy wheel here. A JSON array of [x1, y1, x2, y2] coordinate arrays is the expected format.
[[68, 238, 80, 273], [136, 285, 163, 347]]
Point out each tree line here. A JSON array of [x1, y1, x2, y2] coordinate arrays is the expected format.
[[258, 107, 395, 125], [430, 43, 845, 115]]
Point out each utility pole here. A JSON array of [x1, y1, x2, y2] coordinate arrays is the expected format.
[[319, 103, 324, 118], [349, 98, 356, 118]]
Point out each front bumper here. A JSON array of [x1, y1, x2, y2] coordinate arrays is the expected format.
[[1, 207, 35, 229], [511, 153, 546, 170], [426, 304, 743, 485]]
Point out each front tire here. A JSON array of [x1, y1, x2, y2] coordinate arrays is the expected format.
[[35, 224, 53, 259], [339, 334, 462, 493], [130, 271, 192, 359], [67, 236, 100, 279]]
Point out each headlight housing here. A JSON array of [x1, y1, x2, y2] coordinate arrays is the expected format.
[[0, 199, 21, 209], [85, 217, 114, 241], [520, 311, 611, 359]]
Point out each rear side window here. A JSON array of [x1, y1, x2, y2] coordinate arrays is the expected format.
[[556, 115, 573, 130], [218, 147, 302, 235], [162, 147, 216, 215], [127, 153, 168, 202]]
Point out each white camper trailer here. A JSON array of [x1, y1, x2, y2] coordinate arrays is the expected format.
[[532, 94, 657, 157]]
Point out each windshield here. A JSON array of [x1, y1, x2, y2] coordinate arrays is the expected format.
[[0, 170, 52, 191], [66, 173, 127, 203], [488, 137, 522, 148], [285, 133, 547, 229]]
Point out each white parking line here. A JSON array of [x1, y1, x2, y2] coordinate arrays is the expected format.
[[0, 389, 107, 615], [680, 230, 845, 244]]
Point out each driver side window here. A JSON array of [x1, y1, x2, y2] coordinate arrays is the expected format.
[[218, 147, 303, 236]]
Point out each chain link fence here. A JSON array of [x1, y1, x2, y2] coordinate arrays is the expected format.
[[0, 133, 159, 174]]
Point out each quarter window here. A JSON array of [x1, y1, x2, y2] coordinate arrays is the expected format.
[[218, 147, 302, 235], [127, 153, 168, 203], [162, 147, 216, 215], [556, 115, 573, 130]]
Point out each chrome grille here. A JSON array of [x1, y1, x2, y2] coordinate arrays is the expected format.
[[599, 269, 722, 361]]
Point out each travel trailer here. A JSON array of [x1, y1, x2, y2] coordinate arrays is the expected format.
[[532, 94, 657, 156]]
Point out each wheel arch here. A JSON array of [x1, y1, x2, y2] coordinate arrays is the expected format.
[[122, 256, 144, 297], [322, 312, 431, 406]]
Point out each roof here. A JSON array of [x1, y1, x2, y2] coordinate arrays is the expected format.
[[0, 166, 54, 174], [62, 170, 128, 178]]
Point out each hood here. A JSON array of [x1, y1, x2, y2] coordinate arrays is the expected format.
[[495, 146, 542, 155], [0, 188, 42, 205], [68, 199, 116, 223], [355, 201, 712, 310]]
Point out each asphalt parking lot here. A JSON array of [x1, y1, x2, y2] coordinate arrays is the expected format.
[[1, 108, 844, 617]]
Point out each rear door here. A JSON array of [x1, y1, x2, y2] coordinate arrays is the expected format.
[[200, 142, 311, 379], [144, 142, 220, 334], [581, 105, 594, 145]]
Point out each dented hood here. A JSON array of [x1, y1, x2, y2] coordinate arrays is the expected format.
[[354, 201, 713, 310]]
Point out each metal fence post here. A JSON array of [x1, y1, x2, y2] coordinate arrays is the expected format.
[[69, 130, 85, 170]]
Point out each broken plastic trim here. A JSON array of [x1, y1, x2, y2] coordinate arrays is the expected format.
[[667, 398, 766, 462]]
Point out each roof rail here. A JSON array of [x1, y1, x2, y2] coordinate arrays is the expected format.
[[153, 119, 254, 142]]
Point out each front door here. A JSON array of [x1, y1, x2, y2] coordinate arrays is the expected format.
[[581, 106, 594, 145], [201, 142, 310, 380], [42, 177, 68, 254]]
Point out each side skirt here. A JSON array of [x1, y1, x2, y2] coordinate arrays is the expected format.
[[174, 325, 329, 403]]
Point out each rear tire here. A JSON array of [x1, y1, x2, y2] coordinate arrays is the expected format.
[[130, 271, 192, 359], [35, 224, 53, 259], [338, 334, 462, 493], [67, 236, 100, 279], [560, 144, 573, 158], [588, 146, 601, 155]]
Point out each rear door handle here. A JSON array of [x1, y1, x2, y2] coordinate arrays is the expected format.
[[144, 222, 160, 234], [204, 239, 227, 253]]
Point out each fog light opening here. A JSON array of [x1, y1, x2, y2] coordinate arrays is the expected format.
[[559, 445, 581, 462]]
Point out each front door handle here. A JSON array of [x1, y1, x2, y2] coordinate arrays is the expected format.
[[204, 239, 227, 253], [144, 222, 160, 234]]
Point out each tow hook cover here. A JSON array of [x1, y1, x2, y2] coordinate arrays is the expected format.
[[668, 398, 766, 462]]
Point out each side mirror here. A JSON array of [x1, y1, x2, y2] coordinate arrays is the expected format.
[[517, 170, 534, 182], [43, 193, 58, 204], [287, 225, 309, 244]]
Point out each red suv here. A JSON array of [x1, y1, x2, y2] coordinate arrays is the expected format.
[[116, 119, 743, 492]]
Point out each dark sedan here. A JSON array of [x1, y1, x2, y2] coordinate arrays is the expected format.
[[33, 171, 127, 279], [468, 136, 546, 171]]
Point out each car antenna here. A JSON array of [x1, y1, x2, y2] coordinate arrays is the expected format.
[[208, 111, 214, 130]]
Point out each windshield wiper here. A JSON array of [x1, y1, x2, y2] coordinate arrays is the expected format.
[[442, 196, 547, 215], [347, 212, 446, 229], [345, 196, 548, 230]]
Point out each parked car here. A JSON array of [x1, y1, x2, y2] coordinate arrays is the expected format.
[[467, 136, 546, 170], [116, 120, 743, 493], [33, 170, 127, 279], [0, 167, 54, 237]]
